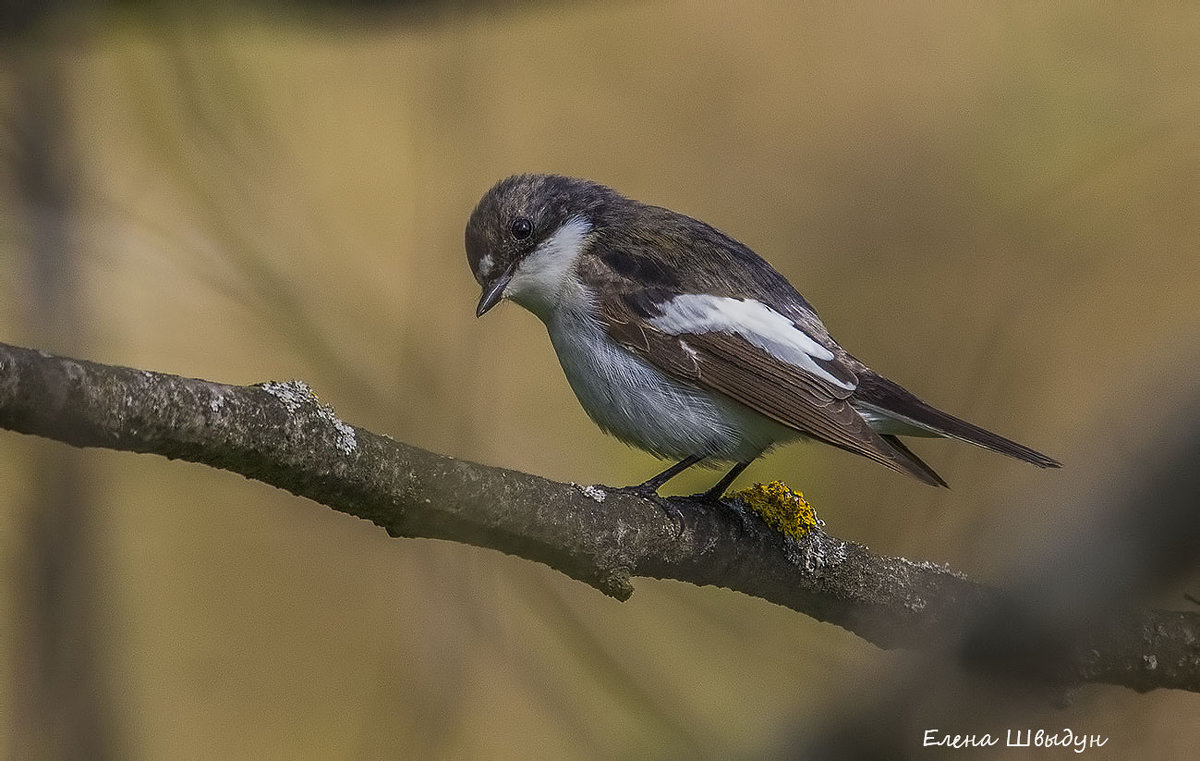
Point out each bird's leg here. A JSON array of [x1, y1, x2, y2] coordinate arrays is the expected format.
[[616, 455, 705, 534], [629, 454, 705, 497], [694, 461, 751, 503]]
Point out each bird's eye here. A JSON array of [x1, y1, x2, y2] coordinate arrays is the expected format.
[[510, 218, 534, 240]]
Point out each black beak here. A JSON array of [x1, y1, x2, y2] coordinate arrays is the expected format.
[[476, 264, 515, 317]]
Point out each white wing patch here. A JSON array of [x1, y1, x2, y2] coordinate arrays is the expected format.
[[647, 294, 856, 390]]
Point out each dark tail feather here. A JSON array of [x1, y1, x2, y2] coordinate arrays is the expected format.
[[882, 435, 949, 488], [855, 372, 1062, 469]]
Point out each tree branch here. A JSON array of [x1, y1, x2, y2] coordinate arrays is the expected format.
[[1, 341, 1197, 694]]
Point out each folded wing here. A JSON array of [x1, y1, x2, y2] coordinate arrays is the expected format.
[[601, 291, 948, 486]]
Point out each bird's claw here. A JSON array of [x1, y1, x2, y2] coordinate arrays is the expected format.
[[611, 485, 689, 536], [683, 489, 756, 536]]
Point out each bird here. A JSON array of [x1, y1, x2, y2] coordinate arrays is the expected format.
[[465, 173, 1059, 501]]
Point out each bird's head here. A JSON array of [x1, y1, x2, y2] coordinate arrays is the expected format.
[[465, 174, 611, 320]]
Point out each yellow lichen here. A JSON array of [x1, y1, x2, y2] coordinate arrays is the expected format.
[[732, 481, 820, 540]]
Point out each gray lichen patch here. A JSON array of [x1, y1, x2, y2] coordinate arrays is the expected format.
[[577, 484, 607, 503], [258, 380, 317, 413], [899, 556, 970, 581], [329, 416, 357, 455], [790, 530, 848, 572], [258, 379, 357, 455]]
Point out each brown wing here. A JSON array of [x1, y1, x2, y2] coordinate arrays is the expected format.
[[601, 296, 946, 486], [853, 370, 1061, 469]]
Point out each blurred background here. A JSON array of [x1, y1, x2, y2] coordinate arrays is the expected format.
[[2, 1, 1199, 758]]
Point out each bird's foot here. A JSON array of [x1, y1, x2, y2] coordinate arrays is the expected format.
[[681, 487, 759, 537], [616, 482, 663, 501], [611, 484, 687, 534]]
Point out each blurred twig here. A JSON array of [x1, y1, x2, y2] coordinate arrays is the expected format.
[[4, 27, 122, 761], [1, 340, 1198, 695], [784, 377, 1200, 760]]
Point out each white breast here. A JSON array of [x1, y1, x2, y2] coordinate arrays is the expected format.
[[545, 300, 798, 462], [504, 215, 799, 462]]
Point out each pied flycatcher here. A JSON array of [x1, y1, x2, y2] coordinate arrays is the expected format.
[[465, 174, 1059, 499]]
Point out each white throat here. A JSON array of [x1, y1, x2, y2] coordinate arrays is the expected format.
[[503, 215, 593, 321]]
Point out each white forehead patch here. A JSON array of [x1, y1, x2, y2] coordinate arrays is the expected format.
[[477, 253, 494, 278], [503, 215, 592, 320], [648, 294, 855, 390]]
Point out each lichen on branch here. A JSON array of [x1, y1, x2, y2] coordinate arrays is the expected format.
[[0, 340, 1197, 695]]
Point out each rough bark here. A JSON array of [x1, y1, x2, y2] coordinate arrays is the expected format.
[[1, 341, 1197, 694]]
